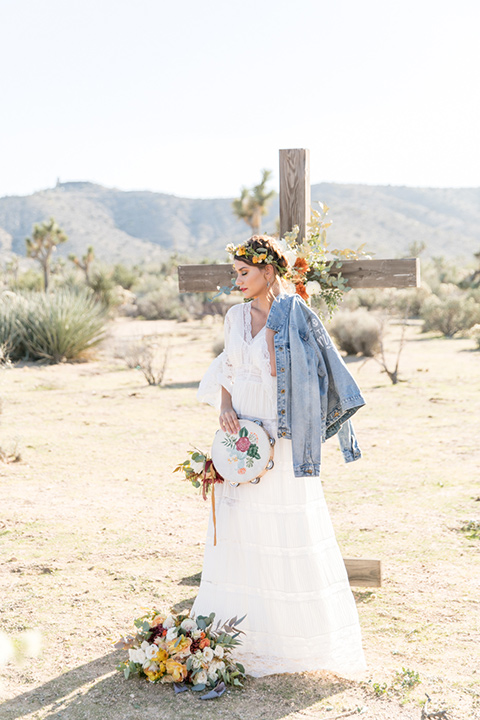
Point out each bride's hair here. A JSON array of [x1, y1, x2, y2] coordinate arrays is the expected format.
[[234, 235, 289, 276]]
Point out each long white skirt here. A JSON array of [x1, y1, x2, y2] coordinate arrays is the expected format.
[[192, 437, 366, 677]]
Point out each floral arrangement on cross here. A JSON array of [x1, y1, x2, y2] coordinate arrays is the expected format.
[[222, 202, 371, 316], [275, 203, 371, 315]]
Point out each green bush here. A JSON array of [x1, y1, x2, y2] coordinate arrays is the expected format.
[[420, 294, 480, 337], [469, 324, 480, 349], [0, 289, 106, 363], [328, 310, 382, 357], [0, 293, 27, 360]]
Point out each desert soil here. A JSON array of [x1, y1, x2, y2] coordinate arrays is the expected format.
[[0, 315, 479, 720]]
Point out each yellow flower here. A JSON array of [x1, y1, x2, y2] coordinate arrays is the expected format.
[[167, 635, 192, 659], [165, 659, 188, 682], [237, 246, 246, 256], [155, 648, 168, 663], [144, 662, 166, 682], [252, 256, 259, 263]]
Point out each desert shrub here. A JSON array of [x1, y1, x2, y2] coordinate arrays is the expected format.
[[328, 310, 382, 356], [0, 293, 27, 360], [420, 293, 480, 337], [11, 268, 43, 292], [19, 289, 106, 362], [112, 264, 139, 290], [468, 324, 480, 349], [87, 269, 118, 310], [136, 284, 190, 321]]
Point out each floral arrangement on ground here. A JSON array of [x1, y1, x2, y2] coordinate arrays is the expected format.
[[115, 610, 246, 696]]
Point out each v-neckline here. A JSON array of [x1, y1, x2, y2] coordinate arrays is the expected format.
[[244, 303, 266, 343]]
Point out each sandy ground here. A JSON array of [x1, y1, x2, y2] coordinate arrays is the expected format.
[[0, 315, 479, 720]]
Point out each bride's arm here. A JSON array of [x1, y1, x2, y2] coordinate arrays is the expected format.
[[220, 386, 240, 434], [266, 328, 277, 376]]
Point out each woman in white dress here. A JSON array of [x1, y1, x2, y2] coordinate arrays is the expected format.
[[192, 235, 366, 677]]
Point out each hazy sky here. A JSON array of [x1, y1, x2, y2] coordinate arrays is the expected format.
[[1, 0, 479, 198]]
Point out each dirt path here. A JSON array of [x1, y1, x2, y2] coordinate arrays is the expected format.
[[0, 317, 479, 719]]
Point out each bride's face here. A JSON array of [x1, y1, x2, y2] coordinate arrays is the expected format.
[[234, 260, 269, 299]]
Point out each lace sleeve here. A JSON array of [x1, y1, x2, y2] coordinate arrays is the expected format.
[[197, 308, 235, 409]]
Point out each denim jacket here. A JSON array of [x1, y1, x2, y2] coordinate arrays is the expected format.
[[266, 293, 365, 478]]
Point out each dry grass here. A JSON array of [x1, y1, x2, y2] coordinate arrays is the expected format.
[[0, 316, 479, 720]]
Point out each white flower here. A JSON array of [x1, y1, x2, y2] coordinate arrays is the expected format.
[[208, 669, 219, 682], [143, 660, 158, 672], [129, 648, 146, 664], [195, 669, 208, 685], [192, 629, 203, 640], [285, 249, 298, 267], [210, 659, 225, 672], [189, 457, 205, 474], [192, 656, 203, 670], [305, 280, 321, 296], [276, 238, 288, 253], [213, 645, 224, 659], [144, 643, 158, 660], [166, 627, 178, 641], [180, 618, 197, 633], [202, 646, 214, 662], [163, 615, 175, 629]]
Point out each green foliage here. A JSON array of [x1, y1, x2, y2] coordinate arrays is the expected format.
[[421, 292, 480, 337], [328, 310, 382, 357], [460, 520, 480, 539], [0, 294, 27, 360], [232, 169, 276, 232], [393, 667, 421, 689], [25, 218, 68, 291], [0, 289, 106, 363], [112, 263, 139, 290], [469, 323, 480, 349]]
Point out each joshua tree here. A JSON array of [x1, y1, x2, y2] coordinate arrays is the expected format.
[[25, 218, 67, 291], [69, 245, 95, 284], [232, 169, 275, 233]]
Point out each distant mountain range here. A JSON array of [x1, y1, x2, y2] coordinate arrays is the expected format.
[[1, 180, 479, 265]]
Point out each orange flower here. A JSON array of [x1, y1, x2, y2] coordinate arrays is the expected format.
[[199, 637, 211, 649], [295, 281, 309, 301], [167, 635, 192, 659], [294, 257, 309, 273], [165, 659, 188, 682], [237, 246, 246, 256]]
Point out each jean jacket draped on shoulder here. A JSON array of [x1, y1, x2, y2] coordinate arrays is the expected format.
[[266, 293, 365, 478]]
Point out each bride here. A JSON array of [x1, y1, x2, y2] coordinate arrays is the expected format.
[[192, 234, 366, 677]]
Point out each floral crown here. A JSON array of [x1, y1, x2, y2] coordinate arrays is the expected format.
[[225, 242, 288, 276]]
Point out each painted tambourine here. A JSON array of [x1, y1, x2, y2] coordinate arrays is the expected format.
[[211, 418, 275, 487]]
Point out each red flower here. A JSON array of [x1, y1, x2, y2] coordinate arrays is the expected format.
[[295, 281, 309, 301], [294, 257, 309, 273], [236, 436, 251, 452]]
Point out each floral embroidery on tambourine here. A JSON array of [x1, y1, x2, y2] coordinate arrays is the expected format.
[[222, 427, 261, 473]]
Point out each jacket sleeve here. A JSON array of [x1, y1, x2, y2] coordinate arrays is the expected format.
[[304, 304, 366, 439]]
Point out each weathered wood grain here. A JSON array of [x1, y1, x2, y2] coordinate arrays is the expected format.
[[178, 258, 420, 293], [344, 558, 382, 588], [279, 148, 310, 244]]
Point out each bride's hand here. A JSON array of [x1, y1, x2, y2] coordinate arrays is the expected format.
[[219, 407, 240, 435]]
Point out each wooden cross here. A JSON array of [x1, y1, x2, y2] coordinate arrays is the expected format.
[[178, 149, 421, 588]]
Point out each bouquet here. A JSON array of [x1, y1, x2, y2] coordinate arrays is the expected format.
[[174, 449, 224, 500], [115, 610, 245, 694], [174, 449, 224, 544]]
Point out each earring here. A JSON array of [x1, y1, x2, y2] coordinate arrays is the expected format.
[[267, 280, 270, 288]]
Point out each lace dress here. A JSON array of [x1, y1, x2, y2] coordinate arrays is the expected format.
[[193, 302, 366, 677]]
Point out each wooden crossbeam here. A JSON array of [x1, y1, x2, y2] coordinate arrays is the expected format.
[[178, 257, 420, 293], [344, 558, 382, 588]]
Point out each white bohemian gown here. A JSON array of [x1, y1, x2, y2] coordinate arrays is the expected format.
[[192, 302, 366, 677]]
